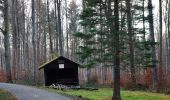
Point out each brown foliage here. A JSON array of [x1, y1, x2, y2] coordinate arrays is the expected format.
[[0, 69, 7, 82], [144, 68, 152, 88]]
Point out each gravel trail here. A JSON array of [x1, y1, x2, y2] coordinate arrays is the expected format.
[[0, 83, 73, 100]]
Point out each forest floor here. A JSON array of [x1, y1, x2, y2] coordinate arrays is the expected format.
[[43, 88, 170, 100], [0, 89, 16, 100]]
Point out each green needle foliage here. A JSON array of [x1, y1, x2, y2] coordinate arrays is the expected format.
[[75, 0, 158, 74]]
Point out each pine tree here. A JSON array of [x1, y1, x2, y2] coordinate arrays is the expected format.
[[126, 0, 136, 85], [74, 0, 103, 67]]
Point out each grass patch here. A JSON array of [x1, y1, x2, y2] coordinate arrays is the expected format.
[[121, 91, 170, 100], [42, 87, 170, 100], [0, 89, 16, 100]]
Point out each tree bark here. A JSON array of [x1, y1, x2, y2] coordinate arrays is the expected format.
[[47, 0, 53, 57], [143, 0, 146, 41], [32, 0, 37, 83], [3, 0, 12, 83], [11, 0, 17, 81], [148, 0, 158, 91], [158, 0, 163, 91], [113, 0, 121, 100], [65, 0, 69, 57], [54, 0, 59, 54], [126, 0, 136, 85], [56, 0, 63, 56]]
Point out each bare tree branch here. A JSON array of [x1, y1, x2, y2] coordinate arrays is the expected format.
[[0, 28, 4, 33]]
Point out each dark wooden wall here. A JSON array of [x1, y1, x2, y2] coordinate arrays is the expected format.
[[43, 57, 79, 86]]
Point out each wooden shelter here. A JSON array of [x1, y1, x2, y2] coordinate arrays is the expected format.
[[39, 56, 79, 86]]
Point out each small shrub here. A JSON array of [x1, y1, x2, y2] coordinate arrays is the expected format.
[[165, 87, 170, 94], [81, 81, 99, 88], [0, 89, 17, 100], [123, 83, 148, 91]]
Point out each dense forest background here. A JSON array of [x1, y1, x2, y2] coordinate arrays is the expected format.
[[0, 0, 170, 99]]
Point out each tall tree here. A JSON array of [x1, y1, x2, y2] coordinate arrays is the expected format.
[[143, 0, 146, 41], [68, 0, 78, 60], [65, 0, 69, 57], [56, 0, 64, 56], [11, 0, 17, 81], [158, 0, 163, 91], [47, 0, 53, 56], [32, 0, 37, 83], [113, 0, 121, 99], [148, 0, 158, 90], [2, 0, 12, 83], [126, 0, 136, 84], [54, 0, 59, 54]]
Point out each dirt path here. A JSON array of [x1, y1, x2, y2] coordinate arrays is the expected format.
[[0, 83, 73, 100]]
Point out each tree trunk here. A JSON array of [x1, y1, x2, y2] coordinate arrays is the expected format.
[[158, 0, 163, 91], [32, 0, 37, 83], [126, 0, 136, 85], [3, 0, 12, 83], [54, 0, 59, 54], [56, 0, 63, 56], [148, 0, 158, 91], [47, 0, 53, 57], [113, 0, 121, 100], [168, 1, 170, 79], [65, 0, 69, 57], [143, 0, 146, 41], [11, 0, 17, 81]]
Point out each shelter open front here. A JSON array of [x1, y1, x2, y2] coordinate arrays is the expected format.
[[39, 56, 80, 86], [46, 68, 78, 86]]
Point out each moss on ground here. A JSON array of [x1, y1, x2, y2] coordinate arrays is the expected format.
[[0, 89, 16, 100]]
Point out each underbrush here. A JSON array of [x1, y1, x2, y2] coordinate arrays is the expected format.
[[123, 83, 149, 91], [80, 81, 112, 89], [0, 89, 16, 100], [165, 87, 170, 94]]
